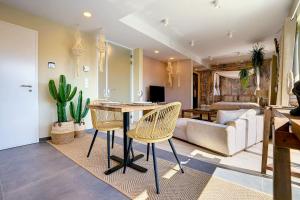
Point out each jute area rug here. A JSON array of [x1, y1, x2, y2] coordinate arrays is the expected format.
[[49, 135, 272, 200]]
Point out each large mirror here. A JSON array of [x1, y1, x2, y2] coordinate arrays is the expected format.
[[98, 42, 132, 103]]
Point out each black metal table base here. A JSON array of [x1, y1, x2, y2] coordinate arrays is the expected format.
[[104, 154, 147, 175]]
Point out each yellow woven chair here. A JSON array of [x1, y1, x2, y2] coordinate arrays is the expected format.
[[123, 102, 184, 194], [87, 101, 123, 169]]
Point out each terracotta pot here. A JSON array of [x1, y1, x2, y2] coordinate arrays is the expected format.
[[51, 121, 74, 144], [74, 123, 86, 138]]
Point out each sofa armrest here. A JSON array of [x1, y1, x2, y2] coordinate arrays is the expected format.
[[226, 118, 247, 151], [173, 118, 191, 140], [186, 120, 236, 156]]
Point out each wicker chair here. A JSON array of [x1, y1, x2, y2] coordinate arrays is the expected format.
[[123, 102, 184, 194], [87, 101, 123, 169]]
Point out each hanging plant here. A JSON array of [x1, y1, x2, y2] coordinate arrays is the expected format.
[[251, 43, 265, 74], [251, 43, 264, 91], [239, 68, 249, 89]]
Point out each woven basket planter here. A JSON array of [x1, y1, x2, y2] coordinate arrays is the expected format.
[[74, 123, 86, 138], [51, 121, 74, 144]]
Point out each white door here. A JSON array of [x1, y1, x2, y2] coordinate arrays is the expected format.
[[0, 21, 38, 150]]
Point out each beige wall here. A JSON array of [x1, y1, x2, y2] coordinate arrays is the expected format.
[[133, 48, 143, 102], [0, 3, 98, 138], [165, 60, 193, 109], [143, 56, 193, 109], [143, 56, 167, 101]]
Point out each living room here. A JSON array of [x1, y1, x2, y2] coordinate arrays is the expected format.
[[0, 0, 299, 200]]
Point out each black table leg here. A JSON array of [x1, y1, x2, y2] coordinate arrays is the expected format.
[[104, 112, 147, 175]]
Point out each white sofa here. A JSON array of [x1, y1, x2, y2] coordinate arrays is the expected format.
[[173, 109, 263, 156]]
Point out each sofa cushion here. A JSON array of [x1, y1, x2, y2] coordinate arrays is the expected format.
[[216, 109, 247, 125]]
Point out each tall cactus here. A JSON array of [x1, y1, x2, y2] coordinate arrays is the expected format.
[[49, 75, 77, 122], [69, 90, 90, 123]]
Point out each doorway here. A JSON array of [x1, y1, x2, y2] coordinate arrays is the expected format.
[[0, 21, 38, 150], [193, 73, 199, 108]]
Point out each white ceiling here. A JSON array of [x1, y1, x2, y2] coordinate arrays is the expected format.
[[0, 0, 293, 66]]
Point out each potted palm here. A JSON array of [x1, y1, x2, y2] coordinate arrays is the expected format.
[[49, 75, 77, 144], [239, 68, 249, 89], [251, 44, 265, 91], [70, 91, 90, 138]]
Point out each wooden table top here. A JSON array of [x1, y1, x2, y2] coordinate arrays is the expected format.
[[89, 103, 162, 113], [182, 108, 217, 113]]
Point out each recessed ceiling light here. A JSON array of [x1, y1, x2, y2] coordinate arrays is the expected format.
[[190, 40, 195, 47], [161, 18, 169, 26], [83, 11, 92, 18], [227, 31, 233, 39], [211, 0, 221, 8], [169, 57, 174, 60], [154, 50, 159, 54]]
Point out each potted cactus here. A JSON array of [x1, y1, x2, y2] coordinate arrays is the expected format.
[[49, 75, 77, 144], [70, 91, 90, 138]]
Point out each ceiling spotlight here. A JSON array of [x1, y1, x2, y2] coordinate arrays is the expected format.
[[161, 18, 169, 26], [211, 0, 221, 8], [154, 50, 159, 54], [190, 40, 195, 47], [169, 57, 174, 60], [83, 11, 92, 18], [227, 31, 233, 39]]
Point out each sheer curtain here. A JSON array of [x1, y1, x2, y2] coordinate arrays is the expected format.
[[276, 18, 297, 106], [293, 24, 300, 83], [213, 70, 254, 97]]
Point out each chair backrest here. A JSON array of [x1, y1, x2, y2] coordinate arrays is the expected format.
[[135, 102, 181, 141], [90, 100, 122, 129]]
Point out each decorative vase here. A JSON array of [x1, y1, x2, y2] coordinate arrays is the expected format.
[[51, 121, 74, 144], [74, 122, 86, 138]]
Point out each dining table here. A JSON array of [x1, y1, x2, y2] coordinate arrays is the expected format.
[[89, 102, 162, 175]]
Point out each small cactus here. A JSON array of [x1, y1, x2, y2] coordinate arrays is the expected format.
[[49, 75, 77, 122], [70, 90, 90, 124]]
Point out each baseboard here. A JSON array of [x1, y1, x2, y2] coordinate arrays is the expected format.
[[39, 137, 51, 142]]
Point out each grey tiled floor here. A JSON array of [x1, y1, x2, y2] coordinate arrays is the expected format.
[[1, 131, 300, 200], [0, 142, 127, 200]]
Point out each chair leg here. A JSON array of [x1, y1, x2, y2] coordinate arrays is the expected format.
[[107, 131, 111, 169], [87, 130, 98, 157], [123, 138, 133, 174], [131, 146, 135, 159], [168, 139, 184, 173], [112, 130, 115, 149], [152, 143, 160, 194], [146, 143, 150, 161]]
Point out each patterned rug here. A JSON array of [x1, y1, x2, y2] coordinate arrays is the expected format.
[[49, 135, 272, 200]]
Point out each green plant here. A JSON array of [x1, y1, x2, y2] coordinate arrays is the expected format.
[[70, 91, 90, 124], [239, 69, 249, 89], [251, 43, 265, 73], [49, 75, 77, 123]]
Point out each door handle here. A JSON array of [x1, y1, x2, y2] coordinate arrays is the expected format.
[[20, 84, 32, 88]]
